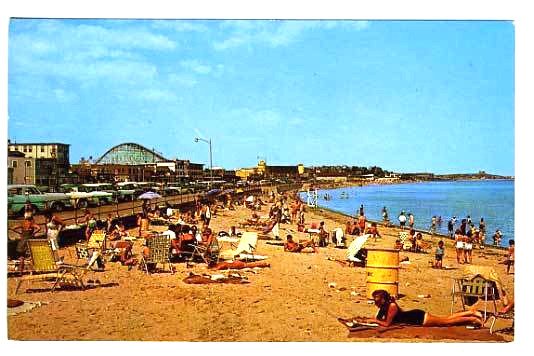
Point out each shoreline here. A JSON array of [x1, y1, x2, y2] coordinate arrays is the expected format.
[[312, 204, 509, 252]]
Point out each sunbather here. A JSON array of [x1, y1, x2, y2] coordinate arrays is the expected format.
[[284, 234, 319, 253], [366, 222, 381, 240], [362, 289, 483, 327]]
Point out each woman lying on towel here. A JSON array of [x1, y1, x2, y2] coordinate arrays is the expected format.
[[209, 260, 270, 270], [284, 235, 319, 253], [364, 289, 484, 327]]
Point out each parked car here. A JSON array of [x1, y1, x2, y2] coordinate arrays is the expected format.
[[8, 184, 73, 215], [115, 182, 144, 200], [81, 183, 118, 205], [163, 186, 182, 196]]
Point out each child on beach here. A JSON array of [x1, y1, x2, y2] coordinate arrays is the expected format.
[[433, 240, 445, 268]]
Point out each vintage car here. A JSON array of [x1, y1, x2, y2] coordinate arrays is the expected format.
[[8, 184, 73, 215]]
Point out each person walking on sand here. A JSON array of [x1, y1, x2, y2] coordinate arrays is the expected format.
[[464, 230, 473, 264], [433, 240, 445, 268], [454, 229, 465, 264], [44, 212, 65, 261], [357, 213, 366, 236], [398, 211, 407, 229]]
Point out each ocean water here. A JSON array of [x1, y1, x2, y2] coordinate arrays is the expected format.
[[303, 180, 514, 246]]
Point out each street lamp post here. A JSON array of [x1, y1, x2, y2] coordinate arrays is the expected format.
[[194, 137, 213, 189]]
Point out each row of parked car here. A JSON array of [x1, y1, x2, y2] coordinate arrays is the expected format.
[[7, 181, 200, 216], [7, 178, 298, 217]]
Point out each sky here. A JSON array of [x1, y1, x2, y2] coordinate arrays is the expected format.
[[7, 19, 514, 175]]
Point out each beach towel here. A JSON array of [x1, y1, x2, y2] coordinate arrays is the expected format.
[[346, 324, 506, 341], [237, 254, 268, 261], [7, 300, 48, 317], [183, 273, 250, 284]]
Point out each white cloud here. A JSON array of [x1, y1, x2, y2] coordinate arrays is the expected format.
[[213, 20, 370, 51], [137, 89, 177, 102], [61, 23, 176, 51], [9, 20, 175, 86], [53, 88, 77, 103], [180, 60, 212, 74], [288, 117, 305, 126], [168, 73, 198, 87], [150, 20, 208, 32]]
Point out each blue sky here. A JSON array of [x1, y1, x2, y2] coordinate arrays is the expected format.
[[8, 19, 514, 175]]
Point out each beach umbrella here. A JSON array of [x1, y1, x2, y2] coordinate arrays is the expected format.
[[236, 188, 244, 193], [206, 188, 222, 196], [138, 191, 161, 200], [246, 195, 255, 202], [221, 188, 234, 195]]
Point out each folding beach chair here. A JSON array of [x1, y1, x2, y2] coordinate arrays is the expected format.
[[140, 234, 175, 274], [74, 243, 104, 270], [219, 232, 258, 261], [487, 309, 514, 334], [346, 234, 369, 266], [398, 231, 412, 251], [451, 275, 499, 321], [186, 237, 220, 267], [16, 239, 85, 293]]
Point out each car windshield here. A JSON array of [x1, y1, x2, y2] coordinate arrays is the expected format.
[[27, 187, 41, 194]]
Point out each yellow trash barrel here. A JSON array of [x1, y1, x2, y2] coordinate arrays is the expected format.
[[366, 248, 400, 299]]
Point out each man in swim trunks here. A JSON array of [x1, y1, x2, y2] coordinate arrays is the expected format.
[[284, 234, 318, 253]]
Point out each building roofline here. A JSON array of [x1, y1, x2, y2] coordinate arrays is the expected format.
[[8, 142, 70, 146]]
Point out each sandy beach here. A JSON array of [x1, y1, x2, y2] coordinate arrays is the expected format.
[[7, 193, 514, 342]]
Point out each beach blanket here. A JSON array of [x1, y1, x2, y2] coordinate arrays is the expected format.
[[346, 324, 506, 341], [7, 300, 47, 317], [237, 254, 268, 261]]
